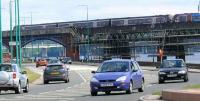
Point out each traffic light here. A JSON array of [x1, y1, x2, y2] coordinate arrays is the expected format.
[[159, 49, 164, 57]]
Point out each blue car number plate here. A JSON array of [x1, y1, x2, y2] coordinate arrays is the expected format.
[[100, 83, 114, 87]]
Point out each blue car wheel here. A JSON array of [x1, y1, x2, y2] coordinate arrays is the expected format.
[[138, 80, 144, 92], [126, 81, 133, 94]]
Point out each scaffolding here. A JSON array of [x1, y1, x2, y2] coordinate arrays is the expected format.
[[71, 22, 200, 62]]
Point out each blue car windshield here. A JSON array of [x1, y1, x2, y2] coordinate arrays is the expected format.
[[97, 61, 130, 73], [161, 60, 186, 68]]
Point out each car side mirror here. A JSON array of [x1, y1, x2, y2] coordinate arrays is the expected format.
[[132, 70, 138, 72], [91, 71, 96, 74], [22, 71, 27, 74], [186, 65, 191, 68]]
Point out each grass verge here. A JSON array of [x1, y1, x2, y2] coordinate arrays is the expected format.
[[23, 68, 41, 83], [152, 91, 162, 95], [184, 84, 200, 89]]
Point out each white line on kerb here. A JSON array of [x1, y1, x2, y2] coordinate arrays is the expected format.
[[75, 71, 87, 82]]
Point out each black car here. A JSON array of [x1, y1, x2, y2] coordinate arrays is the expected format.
[[158, 59, 188, 84], [43, 64, 69, 84], [62, 57, 72, 64]]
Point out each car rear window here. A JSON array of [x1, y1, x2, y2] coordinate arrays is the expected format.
[[0, 65, 13, 72], [47, 65, 63, 70], [97, 61, 130, 73], [49, 60, 60, 63]]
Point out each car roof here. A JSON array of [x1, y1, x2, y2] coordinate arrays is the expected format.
[[0, 63, 12, 65], [103, 59, 135, 63], [47, 63, 63, 66], [164, 59, 184, 61], [49, 59, 59, 61]]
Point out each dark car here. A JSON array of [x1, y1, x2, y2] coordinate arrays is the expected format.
[[62, 57, 72, 64], [158, 59, 188, 84], [90, 59, 144, 96], [43, 64, 69, 84], [48, 59, 62, 64]]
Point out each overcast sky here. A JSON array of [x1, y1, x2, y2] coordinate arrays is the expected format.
[[1, 0, 199, 30]]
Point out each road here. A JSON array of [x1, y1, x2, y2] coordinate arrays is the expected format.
[[0, 63, 200, 101]]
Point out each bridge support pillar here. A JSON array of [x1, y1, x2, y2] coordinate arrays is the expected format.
[[65, 45, 79, 61]]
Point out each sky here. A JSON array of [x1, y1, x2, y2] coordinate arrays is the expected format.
[[1, 0, 200, 31]]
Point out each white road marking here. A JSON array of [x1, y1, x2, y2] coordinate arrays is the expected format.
[[75, 71, 87, 82]]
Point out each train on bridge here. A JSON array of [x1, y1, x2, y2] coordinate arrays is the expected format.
[[5, 12, 200, 63], [21, 13, 200, 30]]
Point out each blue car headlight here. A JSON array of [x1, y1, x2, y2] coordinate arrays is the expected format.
[[90, 77, 99, 83], [116, 76, 127, 82]]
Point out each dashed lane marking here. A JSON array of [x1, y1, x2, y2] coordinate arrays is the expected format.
[[75, 71, 87, 82]]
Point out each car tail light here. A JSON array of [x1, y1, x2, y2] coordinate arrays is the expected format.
[[13, 73, 17, 79]]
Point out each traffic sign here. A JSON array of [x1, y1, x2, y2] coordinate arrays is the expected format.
[[9, 41, 18, 46]]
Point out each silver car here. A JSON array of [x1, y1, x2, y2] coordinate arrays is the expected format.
[[0, 64, 29, 94]]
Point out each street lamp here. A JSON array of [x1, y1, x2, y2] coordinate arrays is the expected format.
[[79, 5, 89, 61], [14, 0, 21, 67], [0, 0, 2, 63], [78, 5, 88, 21], [198, 0, 200, 13], [9, 0, 14, 63]]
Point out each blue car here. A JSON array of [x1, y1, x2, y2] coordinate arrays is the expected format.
[[90, 59, 144, 96]]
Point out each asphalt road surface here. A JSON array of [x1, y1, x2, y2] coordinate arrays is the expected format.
[[0, 63, 200, 101]]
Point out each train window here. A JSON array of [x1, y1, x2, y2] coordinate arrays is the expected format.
[[112, 20, 124, 26], [58, 23, 70, 28], [74, 22, 93, 28], [128, 19, 137, 25], [97, 21, 109, 27]]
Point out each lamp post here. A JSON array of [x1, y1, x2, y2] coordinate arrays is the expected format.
[[14, 0, 21, 67], [79, 5, 89, 61], [17, 0, 22, 67], [14, 0, 19, 65], [198, 0, 200, 13], [9, 0, 14, 63], [0, 0, 2, 63]]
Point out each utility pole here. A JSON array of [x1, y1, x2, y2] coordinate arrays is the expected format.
[[0, 0, 2, 63], [14, 0, 21, 67], [79, 5, 89, 61], [10, 0, 14, 63], [30, 12, 33, 60], [17, 0, 22, 67], [14, 0, 19, 65], [198, 0, 200, 13]]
